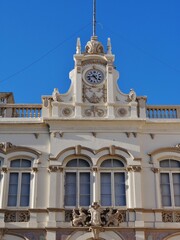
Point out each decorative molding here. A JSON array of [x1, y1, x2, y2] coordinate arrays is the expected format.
[[0, 141, 41, 156], [82, 59, 107, 66], [117, 108, 128, 117], [162, 211, 180, 223]]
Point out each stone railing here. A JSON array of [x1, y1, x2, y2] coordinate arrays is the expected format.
[[4, 210, 30, 222], [0, 104, 42, 118], [146, 105, 180, 119]]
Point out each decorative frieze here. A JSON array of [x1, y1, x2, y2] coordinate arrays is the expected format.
[[162, 211, 180, 222], [4, 211, 30, 222]]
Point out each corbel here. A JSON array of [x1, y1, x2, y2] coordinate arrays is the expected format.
[[92, 132, 96, 137], [132, 132, 137, 138], [125, 132, 130, 138], [151, 168, 159, 173], [34, 133, 39, 139], [150, 133, 155, 139]]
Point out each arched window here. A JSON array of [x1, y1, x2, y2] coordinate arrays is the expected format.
[[8, 159, 32, 207], [160, 159, 180, 207], [100, 159, 126, 207], [64, 158, 91, 207]]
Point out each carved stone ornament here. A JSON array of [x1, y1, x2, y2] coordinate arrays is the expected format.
[[83, 84, 106, 104], [162, 211, 180, 223], [117, 108, 128, 117], [127, 166, 142, 172], [72, 202, 126, 227], [0, 142, 15, 153], [85, 36, 104, 54], [84, 106, 106, 117], [151, 167, 159, 173], [4, 211, 30, 222], [128, 89, 136, 102], [62, 107, 74, 117], [48, 165, 59, 172], [52, 88, 62, 102]]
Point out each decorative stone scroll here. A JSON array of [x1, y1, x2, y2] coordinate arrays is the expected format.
[[4, 211, 30, 222], [72, 202, 126, 227], [84, 106, 106, 117]]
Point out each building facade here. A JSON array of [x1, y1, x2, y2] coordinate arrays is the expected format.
[[0, 35, 180, 240]]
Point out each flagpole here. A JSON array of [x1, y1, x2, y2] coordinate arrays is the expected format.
[[93, 0, 96, 36]]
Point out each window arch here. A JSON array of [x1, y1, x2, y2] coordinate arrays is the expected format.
[[64, 158, 91, 207], [7, 158, 32, 207], [160, 159, 180, 207], [100, 158, 126, 207]]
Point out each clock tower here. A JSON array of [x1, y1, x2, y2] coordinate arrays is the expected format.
[[48, 0, 142, 120]]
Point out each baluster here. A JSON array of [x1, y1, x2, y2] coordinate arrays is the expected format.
[[26, 108, 28, 117], [168, 109, 170, 118], [33, 108, 36, 118], [151, 109, 154, 118], [38, 108, 41, 117], [29, 108, 32, 118]]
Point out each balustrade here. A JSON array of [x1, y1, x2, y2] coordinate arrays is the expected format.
[[0, 104, 42, 118], [146, 105, 179, 119]]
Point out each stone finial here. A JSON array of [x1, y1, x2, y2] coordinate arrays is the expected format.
[[52, 88, 61, 102], [128, 89, 137, 102], [85, 36, 104, 54], [107, 38, 112, 54], [76, 37, 81, 54]]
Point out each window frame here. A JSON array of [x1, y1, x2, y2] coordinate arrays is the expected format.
[[7, 158, 32, 208], [64, 158, 92, 208], [160, 159, 180, 208], [99, 158, 126, 208]]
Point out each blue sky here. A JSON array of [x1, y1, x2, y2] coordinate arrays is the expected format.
[[0, 0, 180, 104]]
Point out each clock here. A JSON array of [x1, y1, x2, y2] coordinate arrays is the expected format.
[[85, 69, 104, 85]]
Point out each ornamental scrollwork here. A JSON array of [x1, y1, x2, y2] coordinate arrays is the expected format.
[[84, 106, 106, 117]]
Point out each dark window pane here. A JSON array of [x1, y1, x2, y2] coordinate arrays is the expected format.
[[10, 160, 20, 167], [21, 160, 31, 167], [65, 173, 76, 206], [101, 173, 111, 206], [8, 173, 18, 206]]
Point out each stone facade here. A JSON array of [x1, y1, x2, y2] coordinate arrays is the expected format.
[[0, 36, 180, 240]]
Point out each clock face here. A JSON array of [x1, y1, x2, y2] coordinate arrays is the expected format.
[[85, 69, 104, 85]]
